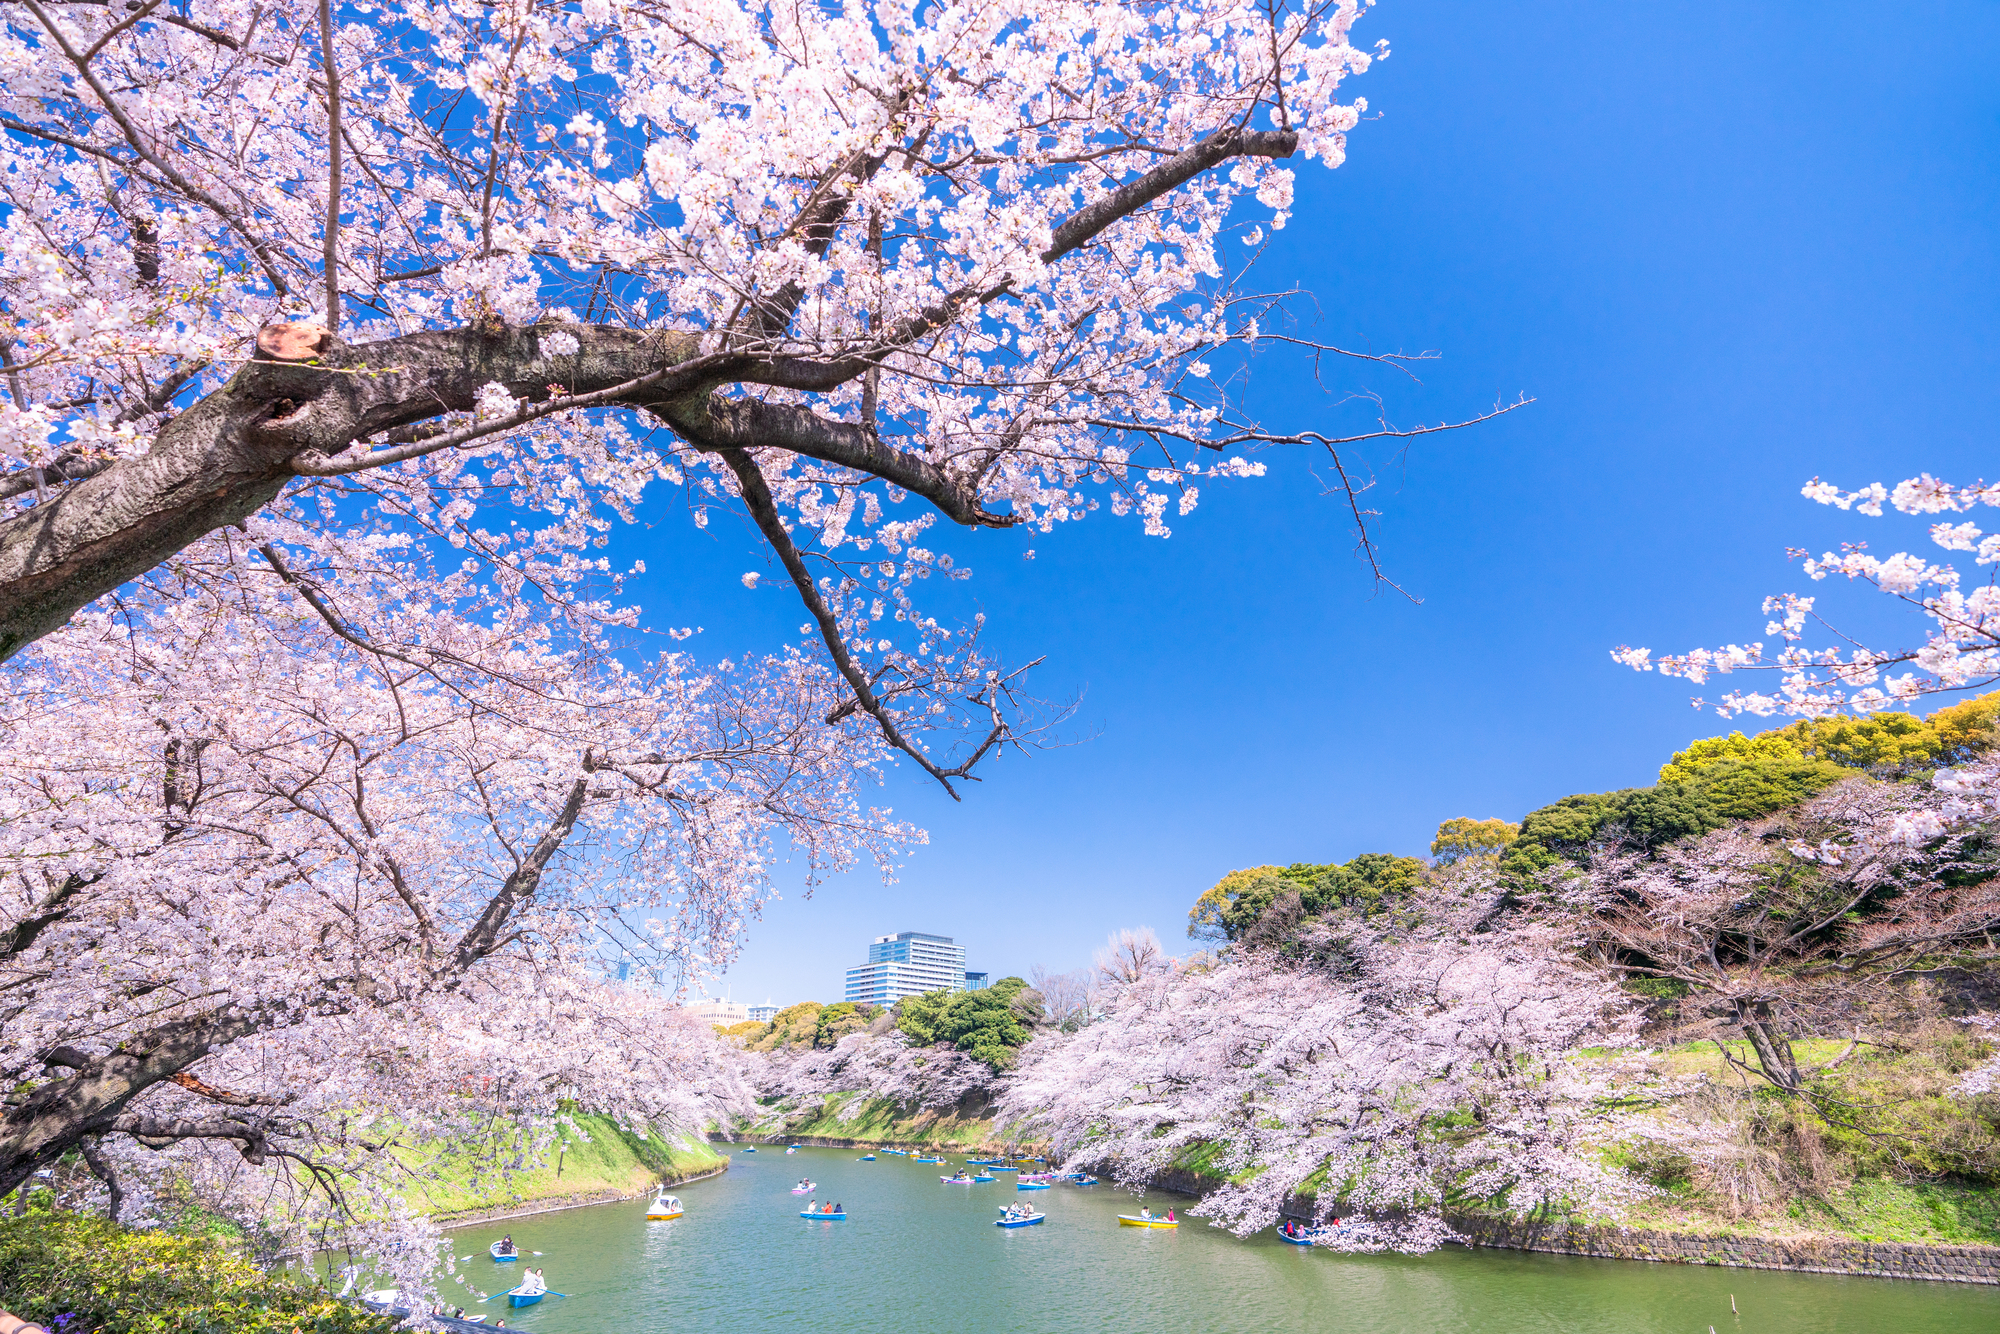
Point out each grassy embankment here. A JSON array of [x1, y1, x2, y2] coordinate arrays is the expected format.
[[732, 1091, 1010, 1151], [1593, 1034, 2000, 1246], [399, 1114, 727, 1219]]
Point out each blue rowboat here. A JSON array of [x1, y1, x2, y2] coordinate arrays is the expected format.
[[995, 1210, 1045, 1228], [488, 1241, 519, 1262], [859, 1153, 876, 1160], [499, 1285, 567, 1307], [989, 1165, 1018, 1172], [801, 1209, 846, 1220], [971, 1173, 996, 1182], [1278, 1229, 1313, 1246], [941, 1174, 974, 1184], [1017, 1182, 1050, 1191], [743, 1147, 756, 1153], [914, 1156, 945, 1164]]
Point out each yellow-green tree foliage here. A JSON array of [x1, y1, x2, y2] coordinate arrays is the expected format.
[[1430, 817, 1519, 862], [1661, 692, 2000, 782], [716, 1019, 767, 1044], [747, 1001, 823, 1052]]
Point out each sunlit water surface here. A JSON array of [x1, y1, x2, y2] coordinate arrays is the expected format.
[[400, 1146, 1999, 1332]]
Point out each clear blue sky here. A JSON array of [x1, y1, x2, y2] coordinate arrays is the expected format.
[[618, 2, 2000, 1007]]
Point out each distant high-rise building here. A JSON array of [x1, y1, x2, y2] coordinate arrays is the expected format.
[[748, 1000, 778, 1023], [844, 931, 971, 1005], [964, 971, 989, 991]]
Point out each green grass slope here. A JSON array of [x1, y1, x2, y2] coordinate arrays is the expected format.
[[402, 1115, 726, 1219]]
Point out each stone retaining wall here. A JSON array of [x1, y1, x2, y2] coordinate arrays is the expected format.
[[1441, 1214, 2000, 1285]]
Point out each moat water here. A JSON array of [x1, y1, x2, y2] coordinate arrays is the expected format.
[[395, 1146, 2000, 1332]]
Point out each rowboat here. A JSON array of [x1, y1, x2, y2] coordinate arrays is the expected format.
[[914, 1156, 945, 1164], [1277, 1229, 1313, 1246], [859, 1154, 876, 1160], [800, 1208, 846, 1220], [994, 1209, 1045, 1228], [785, 1147, 797, 1154], [989, 1164, 1018, 1172], [971, 1173, 996, 1182], [790, 1182, 816, 1194], [498, 1282, 566, 1307], [645, 1191, 683, 1220], [1067, 1175, 1099, 1186], [488, 1241, 519, 1262], [941, 1174, 974, 1184], [1017, 1181, 1050, 1191], [1118, 1215, 1178, 1229], [742, 1147, 757, 1153]]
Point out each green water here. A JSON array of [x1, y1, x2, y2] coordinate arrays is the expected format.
[[426, 1146, 1999, 1332]]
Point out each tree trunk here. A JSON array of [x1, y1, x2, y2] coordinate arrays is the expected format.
[[1732, 998, 1802, 1092]]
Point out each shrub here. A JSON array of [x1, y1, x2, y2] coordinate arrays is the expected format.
[[0, 1211, 392, 1334]]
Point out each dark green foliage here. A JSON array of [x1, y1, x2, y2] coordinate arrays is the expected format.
[[894, 976, 1037, 1069], [813, 1001, 875, 1049], [1617, 783, 1725, 851], [1697, 757, 1850, 820], [1502, 754, 1854, 886], [1189, 854, 1427, 945], [1299, 853, 1427, 914], [0, 1211, 393, 1334]]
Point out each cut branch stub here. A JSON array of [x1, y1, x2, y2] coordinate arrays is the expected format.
[[255, 322, 332, 362]]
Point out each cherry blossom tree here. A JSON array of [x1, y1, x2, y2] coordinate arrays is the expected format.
[[1615, 473, 2000, 718], [1000, 875, 1652, 1252], [1562, 759, 2000, 1102], [0, 524, 888, 1232], [0, 0, 1527, 792], [750, 1029, 995, 1115]]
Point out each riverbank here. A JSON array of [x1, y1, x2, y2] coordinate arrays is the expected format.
[[724, 1091, 1034, 1155], [407, 1115, 728, 1227]]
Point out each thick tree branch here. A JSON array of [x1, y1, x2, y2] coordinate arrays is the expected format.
[[0, 1006, 278, 1197]]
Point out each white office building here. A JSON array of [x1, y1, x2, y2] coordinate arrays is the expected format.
[[685, 997, 749, 1025], [844, 931, 971, 1005], [748, 1000, 779, 1023]]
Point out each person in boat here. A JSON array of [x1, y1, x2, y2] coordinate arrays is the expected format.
[[1166, 1209, 1176, 1223], [498, 1233, 515, 1254], [1139, 1206, 1151, 1220]]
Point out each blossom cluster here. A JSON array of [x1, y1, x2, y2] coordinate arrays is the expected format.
[[1614, 472, 2000, 716]]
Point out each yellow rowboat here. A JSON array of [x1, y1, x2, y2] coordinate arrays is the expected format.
[[645, 1191, 684, 1220], [1117, 1215, 1178, 1229]]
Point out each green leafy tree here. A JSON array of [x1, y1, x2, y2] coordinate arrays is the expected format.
[[893, 978, 1037, 1069], [1302, 853, 1426, 913], [1429, 817, 1519, 863], [1187, 865, 1286, 941], [748, 1001, 824, 1052], [813, 1001, 875, 1048]]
